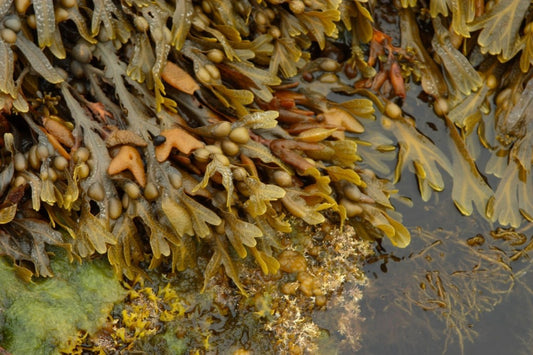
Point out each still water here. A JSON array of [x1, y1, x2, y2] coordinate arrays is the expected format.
[[352, 88, 533, 355]]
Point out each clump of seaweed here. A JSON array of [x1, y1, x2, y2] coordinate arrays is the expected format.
[[304, 0, 533, 235], [2, 0, 533, 352], [0, 0, 406, 287], [345, 0, 533, 231]]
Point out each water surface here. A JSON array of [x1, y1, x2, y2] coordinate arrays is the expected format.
[[353, 87, 533, 355]]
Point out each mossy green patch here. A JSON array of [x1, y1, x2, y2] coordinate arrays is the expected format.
[[142, 325, 188, 355], [0, 249, 127, 355]]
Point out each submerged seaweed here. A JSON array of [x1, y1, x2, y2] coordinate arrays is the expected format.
[[362, 221, 533, 354]]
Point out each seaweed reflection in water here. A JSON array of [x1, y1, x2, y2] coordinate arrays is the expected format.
[[361, 221, 533, 354]]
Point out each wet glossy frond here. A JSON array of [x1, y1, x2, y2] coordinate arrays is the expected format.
[[323, 140, 360, 168], [445, 118, 493, 217], [203, 234, 247, 295], [429, 0, 448, 17], [399, 0, 417, 8], [243, 177, 286, 218], [520, 29, 533, 72], [518, 173, 533, 222], [270, 38, 303, 78], [108, 215, 144, 280], [384, 115, 452, 201], [160, 196, 194, 237], [281, 189, 327, 225], [2, 218, 72, 278], [326, 166, 365, 187], [75, 205, 117, 257], [384, 214, 410, 248], [432, 18, 482, 95], [399, 8, 447, 98], [66, 5, 96, 44], [496, 76, 533, 137], [33, 0, 55, 48], [171, 0, 193, 50], [469, 0, 529, 60], [0, 40, 16, 99], [127, 33, 154, 84], [223, 61, 281, 102], [447, 85, 489, 130], [335, 98, 375, 121], [362, 204, 410, 247], [193, 155, 234, 209], [360, 170, 395, 209], [250, 247, 280, 275], [298, 9, 340, 50], [487, 163, 522, 227], [353, 1, 374, 43], [234, 110, 279, 130], [180, 191, 222, 238], [223, 211, 262, 259], [15, 34, 64, 84], [513, 121, 533, 166], [91, 0, 130, 40], [135, 198, 179, 260], [240, 141, 291, 172]]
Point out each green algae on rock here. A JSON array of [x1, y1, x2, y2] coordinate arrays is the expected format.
[[0, 249, 126, 354]]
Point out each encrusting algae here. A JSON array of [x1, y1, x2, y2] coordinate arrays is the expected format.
[[2, 0, 533, 353]]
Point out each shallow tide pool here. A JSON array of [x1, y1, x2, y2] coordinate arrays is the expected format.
[[352, 87, 533, 355]]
